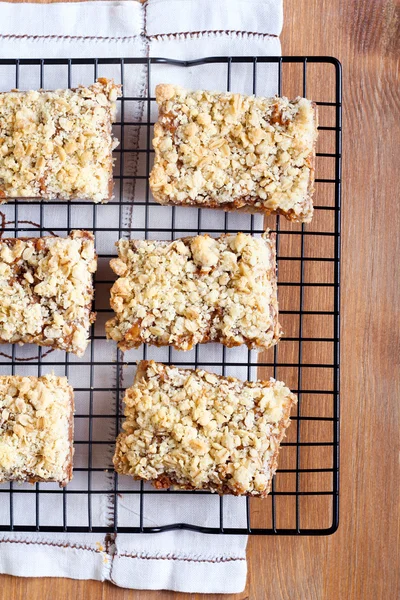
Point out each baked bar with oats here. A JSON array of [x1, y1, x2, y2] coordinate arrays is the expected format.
[[0, 230, 97, 356], [0, 78, 121, 202], [0, 374, 74, 487], [106, 231, 281, 352], [150, 84, 318, 223], [114, 361, 296, 496]]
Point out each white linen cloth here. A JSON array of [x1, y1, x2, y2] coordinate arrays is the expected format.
[[0, 0, 282, 593]]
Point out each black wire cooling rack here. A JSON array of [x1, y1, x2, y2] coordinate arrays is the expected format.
[[0, 56, 341, 535]]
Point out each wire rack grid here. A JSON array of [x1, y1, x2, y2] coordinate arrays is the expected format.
[[0, 56, 341, 535]]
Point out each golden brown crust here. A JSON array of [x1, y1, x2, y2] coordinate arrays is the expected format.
[[113, 360, 297, 496], [150, 85, 318, 223], [0, 79, 121, 203], [64, 385, 75, 486], [0, 374, 74, 487], [106, 232, 281, 352], [0, 230, 97, 356]]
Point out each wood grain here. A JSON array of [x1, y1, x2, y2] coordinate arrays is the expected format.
[[0, 0, 399, 598]]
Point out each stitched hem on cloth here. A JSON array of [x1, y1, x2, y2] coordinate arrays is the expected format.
[[0, 538, 245, 565], [108, 550, 247, 590], [116, 552, 246, 563], [0, 31, 278, 42], [118, 1, 149, 241], [0, 538, 101, 553]]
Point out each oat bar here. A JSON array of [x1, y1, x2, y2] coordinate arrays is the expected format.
[[0, 230, 97, 356], [0, 78, 121, 202], [114, 361, 296, 496], [106, 232, 281, 352], [0, 374, 74, 486], [150, 84, 318, 222]]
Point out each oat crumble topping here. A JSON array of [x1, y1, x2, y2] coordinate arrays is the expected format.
[[106, 232, 281, 352], [150, 84, 318, 222], [0, 230, 97, 356], [0, 374, 74, 486], [114, 361, 296, 496], [0, 78, 121, 202]]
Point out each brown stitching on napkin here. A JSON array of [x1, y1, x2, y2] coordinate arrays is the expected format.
[[0, 31, 278, 42], [0, 212, 58, 239], [0, 538, 245, 564], [116, 552, 246, 563], [118, 0, 149, 238], [104, 533, 116, 554], [0, 347, 55, 362], [109, 550, 246, 585], [0, 34, 141, 41], [8, 221, 58, 238], [0, 538, 102, 553], [148, 30, 279, 40]]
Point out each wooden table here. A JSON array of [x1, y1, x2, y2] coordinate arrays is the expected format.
[[1, 0, 399, 598]]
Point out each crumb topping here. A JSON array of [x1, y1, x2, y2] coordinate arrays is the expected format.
[[0, 230, 97, 356], [114, 361, 296, 496], [150, 84, 318, 222], [0, 78, 121, 202], [0, 374, 74, 485], [106, 232, 280, 351]]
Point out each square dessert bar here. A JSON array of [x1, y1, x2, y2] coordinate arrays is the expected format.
[[114, 361, 297, 496], [0, 374, 74, 486], [150, 84, 318, 222], [0, 78, 121, 202], [0, 230, 97, 356], [106, 232, 281, 352]]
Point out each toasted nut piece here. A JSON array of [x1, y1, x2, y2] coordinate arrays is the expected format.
[[64, 141, 77, 154], [55, 146, 67, 162]]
